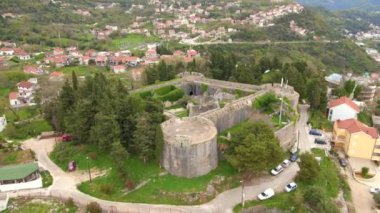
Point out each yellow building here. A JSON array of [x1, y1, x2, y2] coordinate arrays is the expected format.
[[333, 119, 380, 161]]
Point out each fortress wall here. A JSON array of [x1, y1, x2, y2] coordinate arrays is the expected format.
[[163, 136, 218, 178], [275, 122, 296, 149]]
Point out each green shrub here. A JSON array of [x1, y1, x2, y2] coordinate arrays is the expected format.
[[253, 92, 279, 113], [362, 167, 369, 177], [139, 91, 153, 99], [65, 197, 75, 208], [159, 88, 184, 102], [154, 85, 175, 96], [86, 202, 101, 213], [303, 186, 339, 213], [100, 184, 114, 195], [374, 193, 380, 207]]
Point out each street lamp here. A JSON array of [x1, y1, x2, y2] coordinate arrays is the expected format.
[[240, 180, 245, 207], [86, 157, 92, 182]]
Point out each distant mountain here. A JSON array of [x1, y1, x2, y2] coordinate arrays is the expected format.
[[296, 0, 380, 11]]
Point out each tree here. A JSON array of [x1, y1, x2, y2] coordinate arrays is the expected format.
[[303, 186, 339, 213], [154, 125, 164, 167], [296, 152, 319, 182], [132, 114, 155, 163], [89, 112, 120, 151], [226, 121, 285, 178], [72, 71, 78, 91], [111, 141, 129, 179]]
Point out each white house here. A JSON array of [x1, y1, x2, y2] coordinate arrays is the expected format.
[[327, 96, 360, 122], [0, 48, 14, 56], [112, 65, 126, 73], [0, 163, 42, 192], [0, 115, 6, 132], [0, 193, 9, 212]]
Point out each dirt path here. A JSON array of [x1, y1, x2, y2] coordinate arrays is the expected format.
[[348, 178, 377, 213]]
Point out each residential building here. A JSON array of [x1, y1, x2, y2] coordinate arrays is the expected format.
[[112, 65, 126, 73], [0, 163, 43, 192], [0, 193, 9, 212], [0, 115, 6, 132], [327, 96, 360, 122], [333, 119, 380, 161], [0, 48, 14, 56], [8, 92, 20, 107], [23, 65, 44, 75], [49, 71, 64, 81]]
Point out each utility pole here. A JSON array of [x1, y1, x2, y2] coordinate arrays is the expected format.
[[240, 180, 245, 207], [279, 77, 284, 125], [86, 157, 92, 182]]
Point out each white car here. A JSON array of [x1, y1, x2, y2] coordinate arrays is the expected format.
[[258, 188, 275, 200], [281, 159, 291, 168], [370, 187, 380, 194], [285, 182, 297, 192], [271, 165, 283, 175]]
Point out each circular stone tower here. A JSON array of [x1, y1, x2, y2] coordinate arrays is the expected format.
[[161, 117, 218, 178]]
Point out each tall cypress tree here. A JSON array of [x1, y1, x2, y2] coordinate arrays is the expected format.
[[72, 71, 78, 91]]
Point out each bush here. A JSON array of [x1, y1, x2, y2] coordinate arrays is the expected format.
[[65, 197, 75, 208], [303, 186, 339, 213], [125, 179, 135, 190], [89, 152, 97, 160], [100, 184, 114, 195], [159, 88, 184, 102], [362, 167, 369, 177], [253, 92, 279, 113], [374, 193, 380, 207], [296, 153, 319, 182], [86, 202, 101, 213], [154, 85, 175, 96], [139, 91, 153, 99]]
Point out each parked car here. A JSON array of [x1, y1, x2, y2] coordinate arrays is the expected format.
[[285, 182, 297, 192], [258, 188, 275, 200], [309, 129, 322, 136], [61, 134, 73, 142], [271, 165, 284, 176], [314, 138, 327, 145], [370, 187, 380, 194], [339, 158, 348, 167], [289, 153, 298, 162], [281, 159, 291, 168]]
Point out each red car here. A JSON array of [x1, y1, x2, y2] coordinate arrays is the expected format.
[[61, 134, 73, 142]]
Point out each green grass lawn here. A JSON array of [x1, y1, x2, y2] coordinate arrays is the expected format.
[[234, 148, 348, 212], [40, 170, 53, 188], [3, 198, 77, 213], [0, 150, 34, 166], [3, 119, 53, 140], [110, 34, 160, 50], [55, 65, 109, 77], [51, 142, 239, 205], [5, 107, 40, 123]]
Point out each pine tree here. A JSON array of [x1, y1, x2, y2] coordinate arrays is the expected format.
[[89, 112, 120, 151], [72, 71, 78, 91], [154, 125, 164, 167], [132, 114, 154, 163], [111, 141, 129, 179]]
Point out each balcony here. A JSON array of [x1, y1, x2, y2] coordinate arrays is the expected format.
[[332, 135, 346, 143]]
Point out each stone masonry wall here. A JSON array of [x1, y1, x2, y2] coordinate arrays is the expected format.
[[162, 136, 218, 178]]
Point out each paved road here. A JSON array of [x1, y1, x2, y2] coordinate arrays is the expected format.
[[181, 40, 339, 46], [16, 136, 301, 213], [296, 104, 314, 153]]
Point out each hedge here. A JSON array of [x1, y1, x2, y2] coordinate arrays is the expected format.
[[158, 89, 184, 102], [154, 85, 175, 96]]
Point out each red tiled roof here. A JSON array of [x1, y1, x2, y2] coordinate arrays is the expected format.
[[17, 81, 33, 89], [9, 92, 18, 100], [187, 49, 198, 57], [336, 119, 378, 139], [23, 65, 38, 73], [112, 65, 125, 70], [0, 47, 13, 52], [328, 96, 360, 112], [50, 71, 64, 77]]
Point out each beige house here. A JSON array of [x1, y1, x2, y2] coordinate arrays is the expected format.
[[333, 119, 380, 161]]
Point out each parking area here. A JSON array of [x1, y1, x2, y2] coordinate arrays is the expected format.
[[305, 125, 332, 151]]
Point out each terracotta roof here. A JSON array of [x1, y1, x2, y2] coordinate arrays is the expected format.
[[50, 71, 64, 77], [23, 65, 38, 73], [112, 65, 125, 70], [328, 96, 360, 112], [336, 119, 379, 139], [17, 81, 34, 88], [9, 92, 18, 100]]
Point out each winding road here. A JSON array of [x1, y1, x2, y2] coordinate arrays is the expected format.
[[10, 105, 311, 213]]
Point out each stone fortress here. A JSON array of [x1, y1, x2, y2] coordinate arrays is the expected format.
[[161, 73, 300, 178]]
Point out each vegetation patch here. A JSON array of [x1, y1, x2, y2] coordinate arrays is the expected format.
[[40, 170, 53, 188], [3, 119, 53, 140], [309, 110, 333, 131], [234, 148, 347, 212], [3, 197, 77, 213], [0, 149, 34, 166]]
